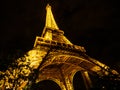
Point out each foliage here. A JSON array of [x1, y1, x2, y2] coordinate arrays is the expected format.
[[0, 54, 33, 89]]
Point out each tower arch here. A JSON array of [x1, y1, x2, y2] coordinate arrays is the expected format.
[[39, 54, 102, 75]]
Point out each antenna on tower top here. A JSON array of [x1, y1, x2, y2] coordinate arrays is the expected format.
[[46, 3, 51, 9]]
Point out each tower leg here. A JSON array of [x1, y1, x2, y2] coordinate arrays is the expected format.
[[64, 76, 74, 90], [81, 71, 92, 90], [60, 69, 73, 90]]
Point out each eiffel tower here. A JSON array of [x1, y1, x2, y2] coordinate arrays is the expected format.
[[0, 4, 120, 90], [29, 4, 120, 90]]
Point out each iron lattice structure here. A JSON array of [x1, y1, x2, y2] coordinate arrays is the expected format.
[[0, 4, 120, 90]]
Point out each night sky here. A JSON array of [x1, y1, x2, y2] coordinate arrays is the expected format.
[[0, 0, 120, 72]]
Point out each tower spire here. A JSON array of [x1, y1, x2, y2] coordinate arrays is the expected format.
[[45, 4, 59, 29], [41, 4, 72, 44]]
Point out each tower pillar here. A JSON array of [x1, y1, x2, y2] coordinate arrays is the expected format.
[[64, 76, 74, 90], [60, 68, 74, 90], [81, 71, 93, 90]]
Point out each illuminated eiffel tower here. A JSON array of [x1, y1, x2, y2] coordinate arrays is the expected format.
[[28, 4, 119, 90], [0, 4, 120, 90]]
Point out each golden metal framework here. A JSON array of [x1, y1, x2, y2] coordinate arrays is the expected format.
[[0, 4, 119, 90], [31, 4, 119, 90]]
